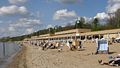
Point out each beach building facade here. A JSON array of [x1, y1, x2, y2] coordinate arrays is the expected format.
[[24, 29, 120, 43], [31, 29, 91, 41]]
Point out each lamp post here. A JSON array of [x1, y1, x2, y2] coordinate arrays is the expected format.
[[75, 18, 80, 40]]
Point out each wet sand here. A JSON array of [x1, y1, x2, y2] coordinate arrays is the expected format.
[[7, 41, 120, 68]]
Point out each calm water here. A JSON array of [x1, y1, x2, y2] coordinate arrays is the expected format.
[[0, 42, 21, 59]]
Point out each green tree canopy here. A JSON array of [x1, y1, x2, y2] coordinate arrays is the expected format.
[[92, 18, 99, 31]]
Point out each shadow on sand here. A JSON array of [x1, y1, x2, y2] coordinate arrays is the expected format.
[[108, 52, 117, 54]]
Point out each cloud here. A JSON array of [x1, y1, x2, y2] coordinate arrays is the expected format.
[[26, 28, 34, 34], [83, 17, 93, 23], [46, 24, 53, 28], [1, 17, 40, 37], [93, 0, 120, 24], [94, 12, 110, 24], [0, 18, 41, 37], [108, 0, 120, 4], [107, 0, 120, 13], [8, 0, 27, 4], [10, 18, 41, 28], [94, 12, 109, 20], [9, 26, 15, 31], [48, 0, 82, 4], [55, 0, 81, 4], [53, 9, 77, 20], [0, 5, 28, 16]]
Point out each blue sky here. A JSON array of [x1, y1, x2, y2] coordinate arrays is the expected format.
[[0, 0, 120, 37]]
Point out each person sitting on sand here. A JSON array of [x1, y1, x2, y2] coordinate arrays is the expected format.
[[55, 42, 60, 48], [58, 42, 64, 52], [98, 54, 120, 66]]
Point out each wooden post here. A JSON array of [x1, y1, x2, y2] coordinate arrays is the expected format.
[[3, 42, 5, 57]]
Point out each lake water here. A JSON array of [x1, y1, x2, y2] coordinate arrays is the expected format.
[[0, 42, 21, 59], [0, 42, 21, 68]]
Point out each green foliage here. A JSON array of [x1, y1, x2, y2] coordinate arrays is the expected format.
[[92, 18, 99, 31], [49, 28, 55, 34], [75, 17, 85, 28], [107, 9, 120, 29]]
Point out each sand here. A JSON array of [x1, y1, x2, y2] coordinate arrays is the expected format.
[[7, 41, 120, 68]]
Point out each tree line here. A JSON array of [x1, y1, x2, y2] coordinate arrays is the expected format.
[[0, 9, 120, 42]]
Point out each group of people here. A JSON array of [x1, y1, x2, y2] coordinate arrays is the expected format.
[[29, 40, 64, 52], [66, 40, 83, 51], [27, 39, 83, 51], [95, 38, 120, 67], [24, 39, 120, 67]]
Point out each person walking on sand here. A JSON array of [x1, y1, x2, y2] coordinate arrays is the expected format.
[[66, 40, 72, 50]]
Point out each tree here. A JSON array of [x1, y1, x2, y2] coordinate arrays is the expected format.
[[107, 9, 120, 29], [54, 25, 63, 32], [115, 9, 120, 28], [75, 17, 85, 28], [92, 18, 99, 31], [49, 28, 55, 34]]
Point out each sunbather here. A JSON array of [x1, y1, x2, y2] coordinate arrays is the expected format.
[[98, 54, 120, 66]]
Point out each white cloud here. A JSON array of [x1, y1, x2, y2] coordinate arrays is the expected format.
[[53, 9, 77, 20], [0, 5, 28, 16], [107, 4, 120, 13], [10, 18, 41, 28], [26, 28, 33, 34], [94, 12, 111, 24], [9, 26, 15, 31], [108, 0, 120, 4], [93, 0, 120, 24], [94, 12, 109, 20], [47, 24, 53, 28], [49, 0, 82, 4], [83, 17, 93, 23], [8, 0, 27, 4], [0, 18, 40, 37], [0, 16, 41, 37], [55, 0, 80, 4], [107, 0, 120, 13]]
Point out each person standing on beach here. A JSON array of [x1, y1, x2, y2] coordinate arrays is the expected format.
[[66, 41, 72, 50]]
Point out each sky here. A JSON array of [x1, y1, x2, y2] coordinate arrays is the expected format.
[[0, 0, 120, 37]]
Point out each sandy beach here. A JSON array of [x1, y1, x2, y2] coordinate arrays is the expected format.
[[7, 41, 120, 68]]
